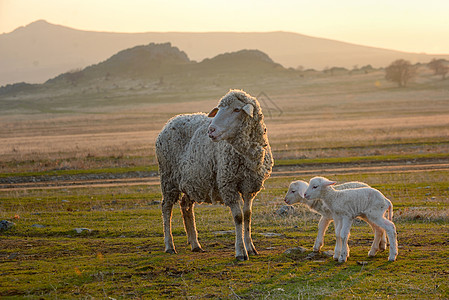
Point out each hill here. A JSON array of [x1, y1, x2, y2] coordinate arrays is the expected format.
[[1, 20, 449, 86], [0, 43, 294, 104]]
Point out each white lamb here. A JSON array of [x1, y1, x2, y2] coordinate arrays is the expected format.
[[303, 176, 398, 263], [284, 180, 387, 257]]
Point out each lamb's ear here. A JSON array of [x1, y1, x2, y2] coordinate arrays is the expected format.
[[208, 107, 218, 117], [297, 181, 308, 198], [242, 104, 254, 117], [323, 179, 337, 186]]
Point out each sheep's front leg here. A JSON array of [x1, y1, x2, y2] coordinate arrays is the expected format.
[[229, 201, 248, 261], [180, 195, 204, 252], [243, 196, 258, 256], [338, 217, 352, 263], [314, 216, 332, 252]]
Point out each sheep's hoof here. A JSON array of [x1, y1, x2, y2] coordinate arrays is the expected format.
[[192, 247, 205, 253], [165, 249, 177, 254], [248, 248, 259, 256], [388, 256, 397, 262], [236, 255, 249, 261]]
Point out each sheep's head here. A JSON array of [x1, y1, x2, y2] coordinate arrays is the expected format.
[[284, 180, 308, 205], [304, 177, 336, 200], [207, 90, 260, 142]]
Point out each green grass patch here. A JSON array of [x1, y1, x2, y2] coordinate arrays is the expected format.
[[275, 152, 449, 167], [0, 165, 158, 178], [1, 166, 448, 298]]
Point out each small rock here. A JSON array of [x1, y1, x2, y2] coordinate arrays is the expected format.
[[276, 205, 295, 216], [260, 232, 282, 237], [32, 224, 46, 228], [306, 252, 318, 259], [7, 253, 19, 260], [213, 230, 234, 235], [62, 199, 70, 203], [322, 250, 334, 257], [357, 261, 369, 266], [74, 228, 92, 234], [0, 220, 15, 231], [284, 246, 308, 255]]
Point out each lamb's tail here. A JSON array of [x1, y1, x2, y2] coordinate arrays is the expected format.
[[386, 199, 393, 221]]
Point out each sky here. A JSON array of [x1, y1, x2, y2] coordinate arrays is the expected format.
[[1, 0, 449, 54]]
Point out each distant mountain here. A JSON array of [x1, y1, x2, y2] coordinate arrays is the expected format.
[[1, 20, 449, 86]]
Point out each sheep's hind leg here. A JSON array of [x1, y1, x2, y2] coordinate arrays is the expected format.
[[180, 194, 204, 252], [314, 216, 332, 252], [243, 196, 258, 256], [161, 187, 180, 254]]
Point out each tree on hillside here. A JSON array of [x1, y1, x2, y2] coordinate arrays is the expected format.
[[428, 59, 449, 80], [385, 59, 416, 87]]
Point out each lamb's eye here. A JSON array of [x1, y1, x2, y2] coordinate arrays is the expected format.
[[234, 108, 241, 112], [291, 190, 295, 193], [313, 186, 318, 189]]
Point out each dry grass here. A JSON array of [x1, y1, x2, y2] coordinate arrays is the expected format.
[[1, 70, 448, 173]]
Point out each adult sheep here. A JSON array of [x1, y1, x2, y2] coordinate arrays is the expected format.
[[156, 90, 273, 261]]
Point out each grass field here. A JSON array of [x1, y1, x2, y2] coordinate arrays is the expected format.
[[1, 67, 448, 298]]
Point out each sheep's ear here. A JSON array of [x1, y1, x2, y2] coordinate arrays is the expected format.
[[242, 104, 254, 117], [208, 107, 218, 117]]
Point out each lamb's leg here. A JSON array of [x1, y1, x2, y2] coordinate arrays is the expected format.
[[333, 217, 343, 261], [338, 217, 352, 263], [362, 217, 386, 257], [314, 216, 332, 252], [229, 201, 248, 261], [180, 195, 204, 252], [370, 216, 398, 262], [161, 187, 180, 254], [243, 196, 258, 256]]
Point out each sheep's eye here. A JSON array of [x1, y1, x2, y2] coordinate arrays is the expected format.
[[234, 108, 241, 112], [313, 186, 318, 189], [291, 190, 295, 193]]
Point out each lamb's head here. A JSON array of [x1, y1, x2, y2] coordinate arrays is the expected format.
[[304, 176, 336, 200], [207, 90, 263, 143], [284, 180, 309, 205]]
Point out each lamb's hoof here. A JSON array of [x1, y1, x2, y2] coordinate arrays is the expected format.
[[368, 250, 377, 257], [333, 256, 339, 261], [165, 249, 177, 254], [192, 247, 205, 253], [338, 258, 347, 263], [236, 255, 249, 261]]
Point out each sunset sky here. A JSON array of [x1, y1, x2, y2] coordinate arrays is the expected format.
[[1, 0, 449, 54]]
